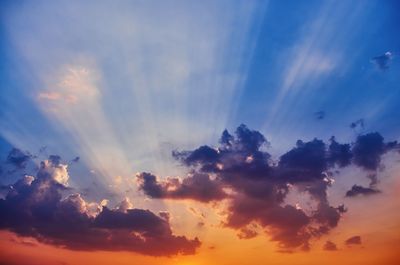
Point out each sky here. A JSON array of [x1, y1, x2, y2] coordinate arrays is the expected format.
[[0, 0, 399, 264]]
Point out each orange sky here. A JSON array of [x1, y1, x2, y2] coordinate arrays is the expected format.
[[1, 169, 399, 265]]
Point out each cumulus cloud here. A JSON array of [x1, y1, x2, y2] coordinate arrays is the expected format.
[[138, 124, 398, 251], [352, 133, 387, 171], [0, 157, 200, 256], [345, 235, 362, 245], [328, 136, 352, 167]]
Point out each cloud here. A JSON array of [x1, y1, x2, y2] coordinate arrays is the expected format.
[[346, 185, 380, 197], [343, 133, 398, 196], [6, 148, 32, 169], [1, 0, 264, 189], [328, 136, 352, 167], [344, 133, 398, 196], [0, 157, 200, 256], [345, 235, 362, 245], [278, 138, 328, 181], [38, 66, 100, 107], [138, 124, 398, 251], [323, 241, 338, 251], [371, 51, 393, 70], [352, 132, 387, 171], [237, 227, 258, 239], [137, 172, 226, 202], [37, 158, 70, 186], [350, 118, 364, 131], [173, 146, 220, 172]]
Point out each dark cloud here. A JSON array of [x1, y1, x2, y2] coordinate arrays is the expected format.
[[344, 133, 398, 196], [0, 157, 200, 256], [346, 185, 380, 197], [237, 227, 258, 239], [234, 124, 267, 152], [138, 125, 398, 252], [135, 172, 164, 198], [278, 139, 327, 181], [48, 155, 62, 165], [220, 129, 234, 146], [173, 145, 219, 171], [6, 148, 32, 169], [350, 119, 364, 131], [323, 241, 337, 251], [137, 172, 226, 202], [352, 132, 386, 171], [328, 137, 352, 167], [345, 235, 362, 245], [371, 51, 393, 70], [71, 156, 80, 163]]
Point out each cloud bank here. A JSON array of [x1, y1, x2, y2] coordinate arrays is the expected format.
[[0, 156, 200, 256], [138, 124, 398, 251]]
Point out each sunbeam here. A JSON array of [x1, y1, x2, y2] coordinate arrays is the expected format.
[[1, 1, 399, 265]]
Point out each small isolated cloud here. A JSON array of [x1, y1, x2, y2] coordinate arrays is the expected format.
[[350, 119, 364, 131], [345, 235, 362, 245], [371, 51, 393, 70], [323, 241, 338, 251], [0, 156, 200, 256], [346, 185, 380, 197], [6, 148, 32, 169]]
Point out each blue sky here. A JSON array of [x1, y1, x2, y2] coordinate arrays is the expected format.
[[1, 0, 399, 202], [1, 2, 400, 263]]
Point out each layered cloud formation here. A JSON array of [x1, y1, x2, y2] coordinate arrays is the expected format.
[[138, 125, 398, 251], [0, 156, 200, 256], [1, 125, 397, 254]]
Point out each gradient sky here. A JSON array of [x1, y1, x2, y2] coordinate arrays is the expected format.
[[1, 1, 400, 265]]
